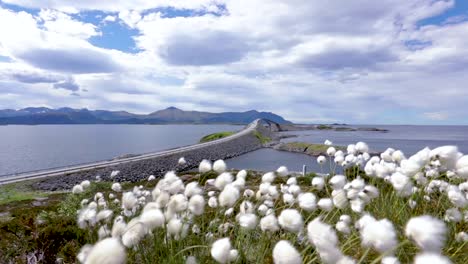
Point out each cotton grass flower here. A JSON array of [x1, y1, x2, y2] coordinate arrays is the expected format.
[[272, 240, 302, 264], [140, 209, 165, 230], [219, 184, 240, 207], [260, 214, 279, 232], [84, 238, 126, 264], [307, 217, 344, 264], [211, 238, 236, 264], [188, 194, 205, 216], [148, 175, 156, 181], [213, 159, 227, 173], [122, 221, 147, 248], [262, 172, 276, 183], [81, 180, 91, 189], [178, 156, 186, 165], [360, 218, 398, 254], [199, 159, 212, 173], [298, 192, 317, 211], [208, 196, 218, 208], [405, 215, 447, 252], [312, 177, 325, 190], [278, 209, 303, 233], [185, 182, 203, 198], [318, 198, 334, 211], [73, 184, 84, 194], [238, 213, 258, 229], [111, 183, 122, 192], [215, 172, 234, 191], [276, 166, 289, 177], [413, 253, 452, 264], [317, 155, 326, 164]]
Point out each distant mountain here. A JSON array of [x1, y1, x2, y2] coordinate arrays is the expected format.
[[0, 107, 292, 125]]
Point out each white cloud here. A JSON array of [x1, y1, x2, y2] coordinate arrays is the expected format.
[[424, 112, 449, 121]]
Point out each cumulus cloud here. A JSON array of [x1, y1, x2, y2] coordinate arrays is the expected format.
[[53, 79, 80, 91], [16, 48, 120, 74], [160, 31, 249, 66]]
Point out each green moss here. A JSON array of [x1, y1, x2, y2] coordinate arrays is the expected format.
[[253, 131, 271, 144], [199, 131, 235, 143]]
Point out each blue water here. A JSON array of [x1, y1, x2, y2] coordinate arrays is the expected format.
[[227, 125, 468, 173], [2, 124, 467, 176], [0, 124, 242, 176]]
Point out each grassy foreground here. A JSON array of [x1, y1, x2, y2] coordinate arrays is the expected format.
[[0, 166, 466, 263]]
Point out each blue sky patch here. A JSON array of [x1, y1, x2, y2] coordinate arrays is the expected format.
[[417, 0, 468, 27], [89, 21, 140, 53]]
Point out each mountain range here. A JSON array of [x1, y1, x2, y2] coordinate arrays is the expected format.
[[0, 107, 292, 125]]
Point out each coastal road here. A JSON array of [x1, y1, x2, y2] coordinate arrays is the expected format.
[[0, 119, 261, 185]]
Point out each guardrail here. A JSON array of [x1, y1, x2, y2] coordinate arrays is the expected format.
[[0, 119, 261, 185]]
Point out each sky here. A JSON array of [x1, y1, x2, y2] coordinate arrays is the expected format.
[[0, 0, 468, 125]]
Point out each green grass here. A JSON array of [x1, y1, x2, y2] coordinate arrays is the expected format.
[[199, 131, 235, 143], [253, 131, 271, 144], [0, 182, 48, 205]]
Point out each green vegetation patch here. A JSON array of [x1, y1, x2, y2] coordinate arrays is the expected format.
[[0, 181, 48, 205], [199, 131, 235, 143], [253, 131, 271, 144]]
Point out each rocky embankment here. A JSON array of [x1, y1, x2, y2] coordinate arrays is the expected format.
[[33, 124, 272, 191]]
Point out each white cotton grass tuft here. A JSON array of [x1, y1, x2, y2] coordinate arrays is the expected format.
[[298, 192, 317, 211], [122, 220, 147, 248], [312, 177, 325, 190], [272, 240, 302, 264], [260, 214, 280, 232], [276, 166, 289, 177], [262, 172, 276, 183], [215, 172, 234, 191], [317, 155, 326, 164], [178, 157, 187, 165], [148, 175, 156, 181], [185, 256, 197, 264], [80, 180, 91, 189], [73, 184, 84, 194], [381, 256, 401, 264], [218, 184, 240, 207], [188, 194, 205, 216], [167, 217, 183, 239], [327, 147, 336, 156], [84, 238, 126, 264], [111, 216, 126, 238], [318, 198, 334, 211], [140, 209, 165, 230], [77, 244, 93, 263], [278, 209, 303, 233], [211, 237, 236, 264], [413, 253, 452, 264], [213, 159, 227, 173], [405, 215, 447, 252], [199, 159, 212, 173], [307, 217, 344, 264], [238, 213, 258, 229], [185, 182, 203, 198], [324, 139, 333, 145], [111, 183, 122, 192], [360, 218, 398, 254], [110, 170, 120, 179]]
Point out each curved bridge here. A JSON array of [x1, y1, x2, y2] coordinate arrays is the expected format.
[[0, 119, 271, 186]]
